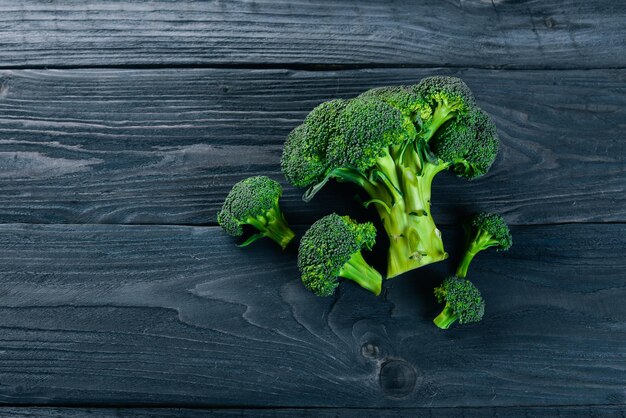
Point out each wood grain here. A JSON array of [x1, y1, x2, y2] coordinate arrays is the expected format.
[[0, 68, 623, 225], [0, 223, 623, 407], [0, 1, 624, 68], [1, 406, 625, 417]]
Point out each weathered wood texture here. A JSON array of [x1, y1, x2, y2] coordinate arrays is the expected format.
[[1, 406, 625, 417], [1, 68, 624, 225], [0, 223, 623, 407], [0, 1, 624, 68]]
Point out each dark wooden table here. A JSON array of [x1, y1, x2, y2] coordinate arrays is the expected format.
[[0, 1, 624, 416]]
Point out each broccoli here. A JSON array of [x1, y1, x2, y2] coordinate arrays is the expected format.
[[433, 276, 484, 329], [282, 76, 499, 278], [298, 213, 382, 296], [218, 176, 295, 249], [456, 212, 512, 278]]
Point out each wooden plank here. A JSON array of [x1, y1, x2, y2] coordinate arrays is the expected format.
[[0, 1, 624, 68], [0, 223, 623, 407], [1, 406, 625, 417], [0, 68, 624, 225]]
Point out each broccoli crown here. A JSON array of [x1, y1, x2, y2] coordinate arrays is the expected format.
[[217, 176, 282, 236], [430, 109, 499, 178], [298, 214, 376, 296], [435, 276, 485, 324], [282, 76, 498, 191], [327, 99, 416, 172], [413, 76, 475, 117], [471, 212, 513, 250], [283, 97, 415, 187]]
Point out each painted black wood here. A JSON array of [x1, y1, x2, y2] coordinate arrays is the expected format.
[[0, 223, 623, 407], [0, 68, 623, 225], [0, 1, 624, 68], [0, 406, 624, 417]]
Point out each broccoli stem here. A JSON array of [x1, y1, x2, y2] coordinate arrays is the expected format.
[[418, 105, 454, 142], [456, 250, 476, 278], [380, 161, 448, 279], [433, 304, 458, 329], [249, 204, 295, 250], [331, 149, 449, 279], [456, 229, 499, 278], [338, 251, 382, 296]]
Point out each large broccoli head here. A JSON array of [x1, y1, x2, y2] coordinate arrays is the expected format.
[[298, 214, 382, 297], [282, 76, 501, 279], [217, 176, 295, 249], [433, 276, 485, 329]]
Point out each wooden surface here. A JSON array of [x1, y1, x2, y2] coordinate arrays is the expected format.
[[1, 406, 626, 418], [0, 224, 624, 408], [0, 1, 625, 68], [0, 0, 624, 416], [0, 68, 623, 225]]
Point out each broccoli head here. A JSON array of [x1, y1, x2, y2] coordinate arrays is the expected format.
[[217, 176, 295, 249], [433, 276, 485, 329], [456, 212, 512, 278], [298, 214, 382, 297], [282, 75, 500, 279]]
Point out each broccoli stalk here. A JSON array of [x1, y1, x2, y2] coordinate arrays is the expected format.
[[338, 250, 384, 296], [240, 202, 295, 249], [298, 214, 382, 296], [218, 176, 295, 249], [433, 276, 484, 329], [457, 212, 512, 278], [282, 76, 500, 279]]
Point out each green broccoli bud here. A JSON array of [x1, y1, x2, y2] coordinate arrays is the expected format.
[[433, 276, 485, 329], [217, 176, 295, 249], [358, 85, 423, 119], [456, 212, 512, 278], [298, 214, 382, 297]]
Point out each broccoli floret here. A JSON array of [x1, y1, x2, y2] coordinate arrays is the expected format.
[[217, 176, 295, 249], [298, 214, 382, 297], [433, 276, 484, 329], [413, 75, 475, 140], [430, 109, 499, 179], [358, 86, 422, 118], [456, 212, 512, 278], [281, 76, 500, 279]]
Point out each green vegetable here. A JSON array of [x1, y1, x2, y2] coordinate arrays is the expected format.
[[298, 214, 382, 296], [218, 176, 295, 249], [281, 76, 499, 278], [433, 276, 484, 329], [457, 212, 512, 278]]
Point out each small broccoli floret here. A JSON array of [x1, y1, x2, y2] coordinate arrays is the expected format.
[[217, 176, 295, 249], [456, 212, 512, 278], [282, 76, 500, 279], [298, 214, 382, 297], [430, 109, 499, 179], [433, 276, 484, 329], [413, 76, 475, 140]]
